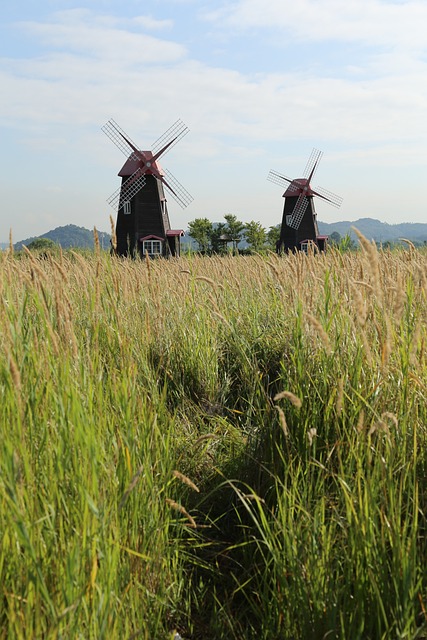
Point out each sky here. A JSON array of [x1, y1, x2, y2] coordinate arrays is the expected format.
[[1, 0, 427, 242]]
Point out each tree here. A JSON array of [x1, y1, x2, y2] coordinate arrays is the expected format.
[[187, 218, 213, 253], [224, 214, 245, 253], [266, 225, 281, 250], [245, 221, 267, 252], [27, 238, 57, 251], [210, 223, 228, 254], [329, 231, 341, 245]]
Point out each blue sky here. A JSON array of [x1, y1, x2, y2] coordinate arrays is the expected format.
[[1, 0, 427, 242]]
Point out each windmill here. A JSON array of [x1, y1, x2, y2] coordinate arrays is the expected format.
[[268, 149, 342, 253], [102, 118, 193, 257]]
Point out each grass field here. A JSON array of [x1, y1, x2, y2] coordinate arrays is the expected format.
[[1, 237, 427, 639]]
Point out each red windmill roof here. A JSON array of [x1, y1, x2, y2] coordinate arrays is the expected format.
[[283, 178, 316, 198], [119, 151, 164, 177]]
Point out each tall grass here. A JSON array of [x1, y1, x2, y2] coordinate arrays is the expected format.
[[0, 240, 426, 638]]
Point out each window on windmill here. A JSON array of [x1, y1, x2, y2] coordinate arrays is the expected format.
[[123, 200, 131, 215], [143, 240, 162, 256]]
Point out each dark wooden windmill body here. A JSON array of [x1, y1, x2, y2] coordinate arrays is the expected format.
[[102, 119, 193, 258], [268, 149, 342, 253]]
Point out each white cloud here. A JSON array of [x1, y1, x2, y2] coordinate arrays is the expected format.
[[18, 10, 185, 64], [132, 15, 173, 30], [2, 4, 425, 149], [1, 2, 427, 240], [1, 35, 426, 152], [204, 0, 427, 50]]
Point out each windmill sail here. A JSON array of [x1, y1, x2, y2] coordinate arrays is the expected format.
[[103, 117, 192, 258], [268, 148, 342, 252]]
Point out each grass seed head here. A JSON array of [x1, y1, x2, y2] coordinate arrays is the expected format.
[[273, 390, 302, 408], [165, 498, 197, 528], [173, 470, 200, 493], [275, 405, 289, 437], [336, 377, 344, 416], [109, 215, 117, 251]]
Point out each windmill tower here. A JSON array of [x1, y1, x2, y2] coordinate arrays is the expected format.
[[268, 149, 342, 253], [102, 119, 193, 258]]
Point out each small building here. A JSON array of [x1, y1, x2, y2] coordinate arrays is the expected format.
[[299, 235, 328, 254], [139, 230, 185, 258]]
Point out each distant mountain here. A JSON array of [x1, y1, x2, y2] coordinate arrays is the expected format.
[[182, 217, 427, 249], [14, 225, 111, 251], [318, 218, 427, 244], [9, 218, 427, 253]]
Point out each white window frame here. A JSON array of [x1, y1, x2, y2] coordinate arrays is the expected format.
[[123, 200, 131, 215], [142, 240, 162, 256]]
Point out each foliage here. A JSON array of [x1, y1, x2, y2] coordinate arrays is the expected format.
[[338, 232, 357, 252], [209, 222, 228, 254], [224, 214, 245, 252], [329, 231, 341, 245], [187, 217, 213, 252], [266, 224, 281, 249], [244, 221, 267, 252], [27, 237, 57, 251], [1, 242, 427, 638]]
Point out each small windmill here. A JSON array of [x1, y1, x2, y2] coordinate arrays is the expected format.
[[102, 118, 193, 257], [268, 149, 342, 253]]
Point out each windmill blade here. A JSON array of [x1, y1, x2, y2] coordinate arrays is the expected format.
[[267, 170, 292, 188], [107, 169, 146, 210], [151, 136, 182, 164], [162, 167, 194, 208], [312, 185, 343, 208], [151, 119, 189, 159], [303, 148, 323, 180], [102, 119, 141, 161], [288, 193, 308, 229], [267, 170, 300, 194]]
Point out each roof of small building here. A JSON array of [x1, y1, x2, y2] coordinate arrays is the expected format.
[[139, 234, 164, 242]]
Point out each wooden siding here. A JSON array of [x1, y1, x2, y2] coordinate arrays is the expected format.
[[115, 174, 172, 257], [279, 196, 319, 252]]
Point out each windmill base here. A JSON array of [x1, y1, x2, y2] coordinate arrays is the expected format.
[[276, 235, 328, 254]]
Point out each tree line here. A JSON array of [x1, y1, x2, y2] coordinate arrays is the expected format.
[[187, 214, 281, 254]]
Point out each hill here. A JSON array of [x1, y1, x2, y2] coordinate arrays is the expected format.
[[14, 225, 111, 251], [9, 218, 427, 252], [181, 217, 427, 250], [318, 218, 427, 244]]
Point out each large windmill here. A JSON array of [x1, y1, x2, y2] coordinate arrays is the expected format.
[[268, 149, 342, 253], [102, 118, 193, 258]]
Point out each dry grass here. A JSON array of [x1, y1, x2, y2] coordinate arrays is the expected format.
[[1, 239, 427, 638]]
